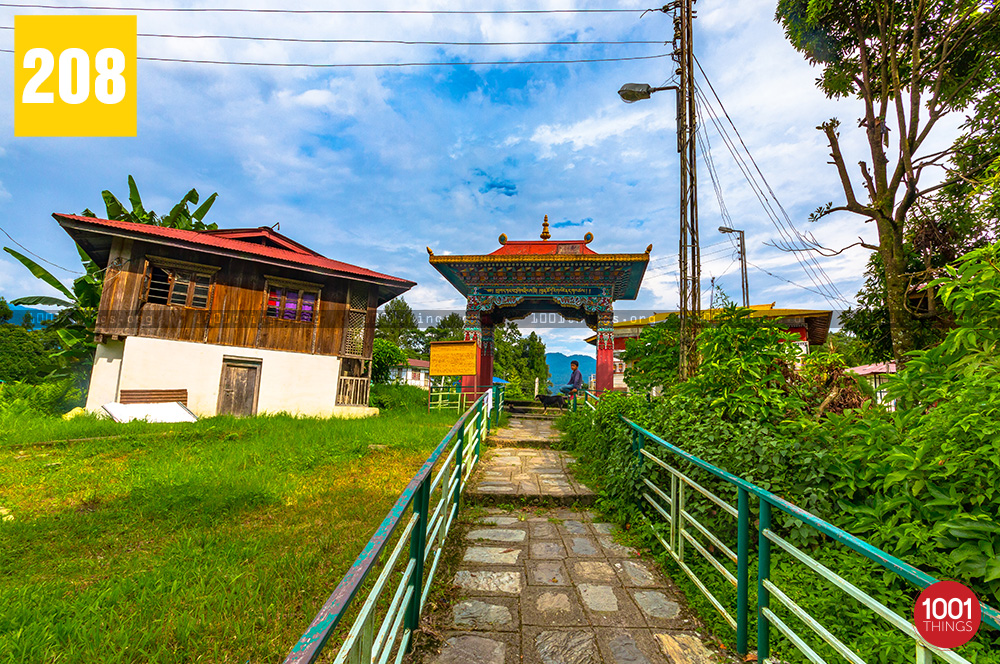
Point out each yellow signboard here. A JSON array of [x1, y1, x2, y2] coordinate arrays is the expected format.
[[430, 341, 477, 376]]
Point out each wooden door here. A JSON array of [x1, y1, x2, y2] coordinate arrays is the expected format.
[[218, 358, 261, 416]]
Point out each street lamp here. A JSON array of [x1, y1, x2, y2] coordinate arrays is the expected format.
[[718, 226, 749, 308], [617, 83, 677, 103]]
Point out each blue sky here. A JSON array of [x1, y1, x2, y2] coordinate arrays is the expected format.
[[0, 1, 966, 355]]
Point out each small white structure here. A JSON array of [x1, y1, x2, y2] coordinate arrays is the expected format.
[[848, 361, 897, 410], [393, 358, 431, 389]]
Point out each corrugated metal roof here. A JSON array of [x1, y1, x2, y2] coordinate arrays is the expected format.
[[54, 213, 414, 286], [848, 362, 897, 376]]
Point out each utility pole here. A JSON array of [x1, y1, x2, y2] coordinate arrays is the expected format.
[[673, 0, 700, 379], [719, 226, 749, 307], [617, 0, 701, 379]]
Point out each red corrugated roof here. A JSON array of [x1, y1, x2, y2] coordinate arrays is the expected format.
[[407, 359, 431, 368], [55, 213, 414, 285]]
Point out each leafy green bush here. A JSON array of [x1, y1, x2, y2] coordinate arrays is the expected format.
[[0, 379, 83, 417], [372, 339, 407, 384], [369, 384, 428, 411]]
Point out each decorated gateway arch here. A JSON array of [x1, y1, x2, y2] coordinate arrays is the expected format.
[[428, 216, 651, 394]]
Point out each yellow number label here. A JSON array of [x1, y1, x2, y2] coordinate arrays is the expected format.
[[15, 15, 136, 137]]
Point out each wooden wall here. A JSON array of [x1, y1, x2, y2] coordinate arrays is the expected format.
[[94, 238, 376, 358]]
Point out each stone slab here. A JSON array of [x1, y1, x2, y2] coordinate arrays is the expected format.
[[454, 570, 523, 595], [521, 586, 588, 627], [529, 540, 567, 560], [594, 628, 669, 664], [569, 560, 619, 585], [653, 633, 719, 663], [526, 560, 571, 586], [430, 634, 506, 664], [467, 528, 527, 543], [614, 560, 661, 588], [522, 627, 601, 664], [579, 584, 647, 628], [464, 546, 522, 565], [450, 597, 520, 631]]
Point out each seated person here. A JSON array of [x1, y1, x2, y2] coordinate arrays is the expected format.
[[558, 360, 584, 396]]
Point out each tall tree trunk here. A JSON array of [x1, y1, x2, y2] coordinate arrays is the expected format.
[[880, 235, 916, 364]]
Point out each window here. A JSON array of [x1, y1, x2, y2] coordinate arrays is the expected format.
[[266, 287, 317, 323], [342, 286, 369, 356], [145, 261, 215, 309], [263, 276, 321, 324]]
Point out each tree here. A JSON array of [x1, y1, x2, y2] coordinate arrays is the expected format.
[[0, 324, 48, 384], [776, 0, 1000, 362], [622, 314, 681, 393], [371, 338, 407, 384], [0, 297, 10, 324], [21, 312, 34, 330], [375, 297, 421, 353]]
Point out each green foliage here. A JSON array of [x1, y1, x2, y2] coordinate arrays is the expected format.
[[371, 338, 407, 384], [0, 325, 49, 385], [492, 322, 550, 398], [82, 174, 219, 231], [0, 297, 11, 324], [369, 384, 429, 411], [560, 244, 1000, 656], [0, 379, 83, 417], [375, 297, 422, 353], [825, 242, 1000, 605], [621, 314, 679, 392], [681, 302, 803, 423]]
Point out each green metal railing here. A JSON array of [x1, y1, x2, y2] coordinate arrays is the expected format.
[[571, 389, 600, 412], [615, 417, 999, 663], [282, 386, 504, 664], [428, 383, 497, 412]]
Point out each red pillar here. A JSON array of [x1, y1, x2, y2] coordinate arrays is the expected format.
[[478, 315, 494, 394], [595, 310, 614, 393]]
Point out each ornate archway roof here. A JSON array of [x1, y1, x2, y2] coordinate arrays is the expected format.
[[428, 216, 651, 301]]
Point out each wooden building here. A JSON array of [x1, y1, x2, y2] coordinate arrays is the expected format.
[[56, 214, 414, 418]]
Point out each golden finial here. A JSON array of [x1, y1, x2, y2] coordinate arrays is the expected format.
[[426, 246, 434, 256], [540, 214, 551, 241], [646, 244, 653, 254], [498, 233, 508, 245]]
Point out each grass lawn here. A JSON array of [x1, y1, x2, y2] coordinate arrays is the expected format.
[[0, 408, 459, 663]]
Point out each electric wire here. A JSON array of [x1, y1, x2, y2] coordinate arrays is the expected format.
[[747, 260, 845, 301], [693, 82, 850, 306], [693, 55, 850, 304], [0, 3, 642, 14], [0, 25, 664, 46], [0, 225, 82, 275], [0, 47, 670, 67]]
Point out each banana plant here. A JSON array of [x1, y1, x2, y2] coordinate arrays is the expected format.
[[3, 245, 102, 369], [82, 175, 219, 231]]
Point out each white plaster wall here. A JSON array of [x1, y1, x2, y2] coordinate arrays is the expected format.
[[114, 337, 342, 418], [85, 340, 125, 412]]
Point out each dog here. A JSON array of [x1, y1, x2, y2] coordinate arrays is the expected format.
[[535, 393, 566, 413]]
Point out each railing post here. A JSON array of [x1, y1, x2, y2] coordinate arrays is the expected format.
[[736, 487, 749, 656], [572, 393, 577, 412], [631, 428, 642, 462], [404, 479, 431, 646], [757, 499, 772, 662], [454, 425, 464, 508]]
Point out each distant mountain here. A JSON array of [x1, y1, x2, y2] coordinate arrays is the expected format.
[[545, 352, 597, 391], [7, 304, 57, 327]]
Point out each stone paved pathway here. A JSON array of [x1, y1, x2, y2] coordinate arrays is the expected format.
[[466, 447, 595, 505], [423, 416, 723, 664], [490, 417, 557, 446]]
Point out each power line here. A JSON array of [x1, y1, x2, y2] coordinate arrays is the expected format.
[[0, 48, 670, 67], [0, 225, 82, 275], [746, 260, 841, 301], [693, 55, 850, 305], [693, 81, 851, 307], [0, 3, 641, 14], [0, 26, 664, 46]]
